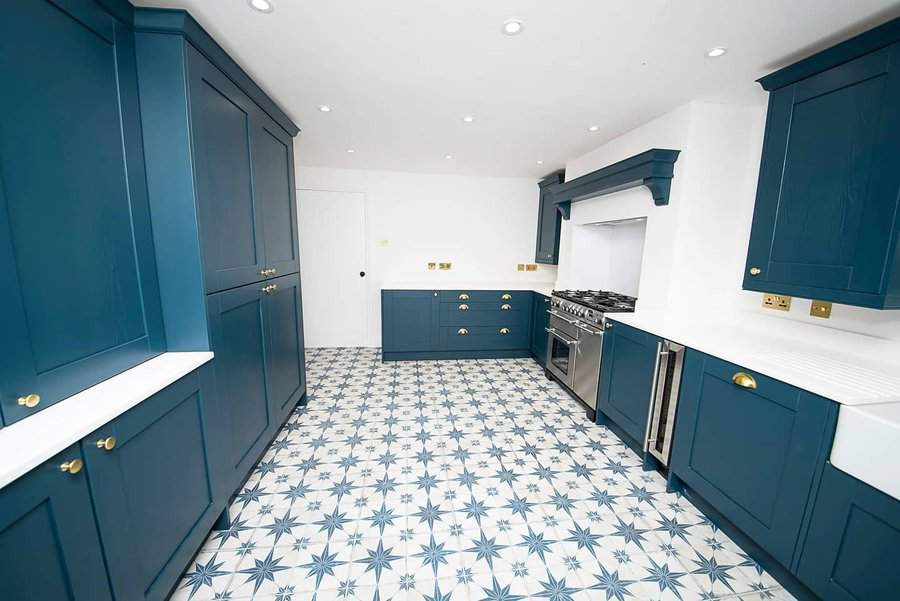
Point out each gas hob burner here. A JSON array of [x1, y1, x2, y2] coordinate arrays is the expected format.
[[552, 289, 637, 313]]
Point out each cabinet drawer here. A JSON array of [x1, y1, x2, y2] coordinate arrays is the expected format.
[[439, 301, 529, 326], [670, 350, 837, 568], [439, 290, 530, 303], [439, 325, 529, 351]]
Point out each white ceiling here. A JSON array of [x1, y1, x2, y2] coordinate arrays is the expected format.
[[133, 0, 900, 178]]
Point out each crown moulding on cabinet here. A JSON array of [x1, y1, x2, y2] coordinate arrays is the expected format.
[[549, 148, 681, 219]]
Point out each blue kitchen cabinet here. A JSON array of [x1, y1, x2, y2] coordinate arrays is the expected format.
[[797, 464, 900, 601], [207, 282, 274, 491], [81, 369, 223, 601], [530, 292, 551, 365], [670, 350, 838, 568], [596, 321, 662, 446], [746, 26, 900, 309], [382, 291, 439, 357], [535, 173, 565, 264], [264, 274, 307, 422], [0, 445, 113, 601], [0, 0, 165, 424]]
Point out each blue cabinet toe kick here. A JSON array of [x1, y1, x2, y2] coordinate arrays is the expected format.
[[382, 349, 532, 361]]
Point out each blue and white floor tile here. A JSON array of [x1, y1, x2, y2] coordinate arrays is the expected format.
[[171, 347, 795, 601]]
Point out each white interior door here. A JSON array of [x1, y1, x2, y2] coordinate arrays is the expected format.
[[297, 189, 368, 347]]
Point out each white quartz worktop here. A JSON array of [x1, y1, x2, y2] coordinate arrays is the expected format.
[[0, 351, 214, 490], [381, 280, 556, 297], [608, 309, 900, 406]]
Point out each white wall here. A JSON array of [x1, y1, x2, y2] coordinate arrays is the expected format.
[[294, 165, 555, 346], [560, 101, 900, 341]]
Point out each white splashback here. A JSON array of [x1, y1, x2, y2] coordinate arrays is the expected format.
[[557, 219, 646, 297]]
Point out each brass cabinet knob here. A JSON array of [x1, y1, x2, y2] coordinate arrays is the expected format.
[[501, 293, 512, 300], [457, 328, 469, 336], [500, 304, 511, 311], [605, 322, 613, 330], [458, 303, 469, 311], [60, 459, 83, 475], [96, 437, 117, 451], [458, 293, 470, 300], [499, 328, 510, 335], [17, 393, 40, 408], [749, 267, 762, 276], [732, 372, 758, 390]]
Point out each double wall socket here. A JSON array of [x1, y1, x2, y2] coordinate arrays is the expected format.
[[427, 262, 452, 271], [762, 293, 792, 311]]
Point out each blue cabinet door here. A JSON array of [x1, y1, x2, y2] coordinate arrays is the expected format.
[[82, 370, 222, 601], [0, 0, 165, 424], [253, 114, 301, 279], [264, 274, 306, 421], [530, 292, 551, 365], [535, 175, 564, 264], [596, 321, 661, 445], [382, 290, 438, 354], [745, 43, 900, 308], [208, 282, 273, 489], [0, 445, 112, 601], [670, 351, 837, 567], [798, 465, 900, 601], [188, 45, 267, 294]]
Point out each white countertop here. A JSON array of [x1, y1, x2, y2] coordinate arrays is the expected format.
[[382, 280, 556, 297], [0, 351, 214, 490], [831, 402, 900, 502], [608, 309, 900, 406]]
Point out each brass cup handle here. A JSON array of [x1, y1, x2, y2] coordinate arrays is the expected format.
[[500, 304, 511, 311], [261, 284, 278, 294], [749, 267, 761, 276], [458, 293, 470, 300], [96, 437, 117, 451], [499, 328, 510, 335], [732, 372, 758, 390], [17, 393, 40, 408], [457, 328, 469, 336], [60, 459, 83, 475], [458, 304, 469, 311], [501, 293, 512, 300]]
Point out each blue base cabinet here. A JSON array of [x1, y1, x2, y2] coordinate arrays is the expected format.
[[670, 350, 838, 568], [82, 369, 223, 601], [530, 292, 551, 365], [0, 446, 113, 601], [798, 465, 900, 601], [382, 290, 533, 361], [596, 321, 662, 445]]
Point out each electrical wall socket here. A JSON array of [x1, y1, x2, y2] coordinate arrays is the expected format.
[[762, 293, 792, 312], [427, 262, 436, 270], [438, 262, 452, 271], [525, 264, 538, 272], [517, 264, 525, 272]]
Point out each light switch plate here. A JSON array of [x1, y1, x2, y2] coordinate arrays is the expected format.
[[810, 300, 832, 318], [762, 293, 792, 312], [517, 264, 525, 271], [427, 262, 436, 271]]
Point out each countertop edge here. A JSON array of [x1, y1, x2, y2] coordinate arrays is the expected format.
[[0, 351, 214, 490]]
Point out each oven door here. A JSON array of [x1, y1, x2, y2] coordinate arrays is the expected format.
[[545, 314, 578, 389]]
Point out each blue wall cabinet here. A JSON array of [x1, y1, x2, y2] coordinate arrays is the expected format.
[[82, 370, 222, 601], [0, 446, 113, 601], [535, 174, 565, 264], [207, 282, 274, 491], [671, 350, 837, 568], [530, 292, 551, 365], [264, 274, 307, 421], [382, 291, 439, 355], [746, 30, 900, 308], [797, 465, 900, 601], [0, 0, 165, 424], [596, 321, 661, 445]]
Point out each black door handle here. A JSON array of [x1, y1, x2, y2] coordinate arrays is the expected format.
[[360, 271, 366, 277]]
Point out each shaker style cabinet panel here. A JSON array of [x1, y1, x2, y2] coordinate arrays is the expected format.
[[188, 46, 268, 294], [82, 370, 222, 601], [382, 291, 439, 354], [596, 321, 661, 445], [798, 464, 900, 601], [670, 351, 837, 567], [745, 40, 900, 309], [535, 174, 565, 264], [0, 0, 165, 424], [0, 446, 113, 601], [264, 274, 307, 421], [530, 292, 551, 365]]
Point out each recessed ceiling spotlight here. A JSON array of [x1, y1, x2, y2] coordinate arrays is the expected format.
[[345, 149, 355, 154], [318, 105, 332, 113], [502, 19, 524, 36], [536, 160, 544, 165], [248, 0, 274, 13], [587, 125, 599, 132], [706, 46, 727, 58], [445, 154, 454, 160], [462, 115, 475, 123]]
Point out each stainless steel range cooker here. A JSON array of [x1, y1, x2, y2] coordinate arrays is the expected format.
[[544, 290, 636, 417]]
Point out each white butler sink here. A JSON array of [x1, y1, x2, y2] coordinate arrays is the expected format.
[[830, 401, 900, 501]]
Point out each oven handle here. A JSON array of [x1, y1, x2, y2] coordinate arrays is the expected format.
[[573, 322, 603, 336], [546, 310, 579, 325], [545, 327, 578, 346]]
